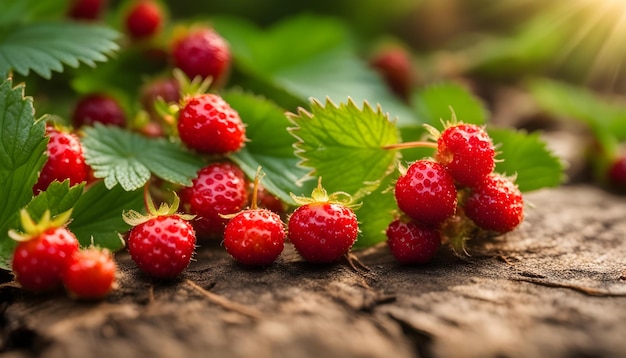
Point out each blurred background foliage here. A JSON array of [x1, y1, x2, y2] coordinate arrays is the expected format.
[[13, 0, 626, 111], [150, 0, 626, 94]]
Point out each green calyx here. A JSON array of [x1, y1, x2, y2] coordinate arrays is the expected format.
[[439, 209, 479, 257], [173, 67, 213, 102], [122, 186, 194, 227], [290, 177, 361, 210], [8, 209, 73, 242], [152, 68, 214, 133]]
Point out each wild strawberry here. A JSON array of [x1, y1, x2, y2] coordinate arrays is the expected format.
[[67, 0, 107, 20], [124, 190, 196, 279], [179, 162, 248, 239], [370, 46, 415, 102], [140, 77, 180, 118], [72, 94, 126, 128], [10, 210, 79, 292], [386, 217, 441, 264], [125, 1, 164, 40], [464, 173, 524, 233], [63, 247, 117, 299], [608, 156, 626, 190], [287, 179, 359, 264], [394, 159, 457, 227], [256, 185, 286, 216], [223, 169, 285, 266], [224, 210, 285, 266], [33, 126, 89, 194], [172, 28, 231, 86], [177, 93, 246, 154], [436, 123, 495, 187]]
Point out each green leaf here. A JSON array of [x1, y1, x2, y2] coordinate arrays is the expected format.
[[287, 97, 401, 245], [527, 78, 626, 153], [24, 181, 84, 222], [412, 82, 489, 127], [0, 78, 47, 270], [0, 0, 70, 26], [81, 124, 206, 191], [4, 181, 84, 270], [353, 173, 397, 248], [225, 91, 313, 204], [0, 22, 120, 79], [465, 13, 567, 79], [489, 128, 565, 192], [288, 97, 401, 200], [213, 15, 416, 126], [69, 181, 144, 251]]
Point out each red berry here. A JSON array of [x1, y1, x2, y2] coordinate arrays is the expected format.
[[63, 247, 117, 299], [172, 28, 231, 85], [180, 162, 249, 238], [436, 123, 495, 187], [370, 46, 414, 102], [33, 126, 89, 193], [177, 93, 246, 154], [140, 77, 180, 116], [386, 218, 441, 264], [287, 180, 360, 264], [464, 174, 524, 233], [608, 156, 626, 190], [125, 1, 163, 39], [68, 0, 107, 20], [288, 202, 359, 263], [10, 211, 79, 292], [223, 209, 285, 266], [127, 215, 196, 279], [394, 159, 457, 226], [257, 186, 285, 216], [72, 94, 126, 128]]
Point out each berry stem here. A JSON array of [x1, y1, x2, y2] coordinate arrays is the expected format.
[[382, 141, 438, 151], [250, 166, 265, 210]]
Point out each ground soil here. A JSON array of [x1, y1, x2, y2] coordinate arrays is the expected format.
[[1, 182, 625, 358]]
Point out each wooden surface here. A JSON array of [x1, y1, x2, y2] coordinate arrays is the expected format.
[[1, 184, 626, 358]]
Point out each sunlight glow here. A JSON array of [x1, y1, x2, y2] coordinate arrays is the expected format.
[[551, 0, 626, 92]]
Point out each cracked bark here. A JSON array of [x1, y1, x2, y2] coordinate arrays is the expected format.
[[1, 184, 626, 357]]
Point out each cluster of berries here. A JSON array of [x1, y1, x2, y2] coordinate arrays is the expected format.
[[43, 0, 230, 180], [120, 86, 250, 278], [122, 173, 360, 279], [18, 0, 240, 291], [221, 175, 360, 267], [66, 0, 233, 135], [386, 123, 524, 264], [10, 210, 116, 299]]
